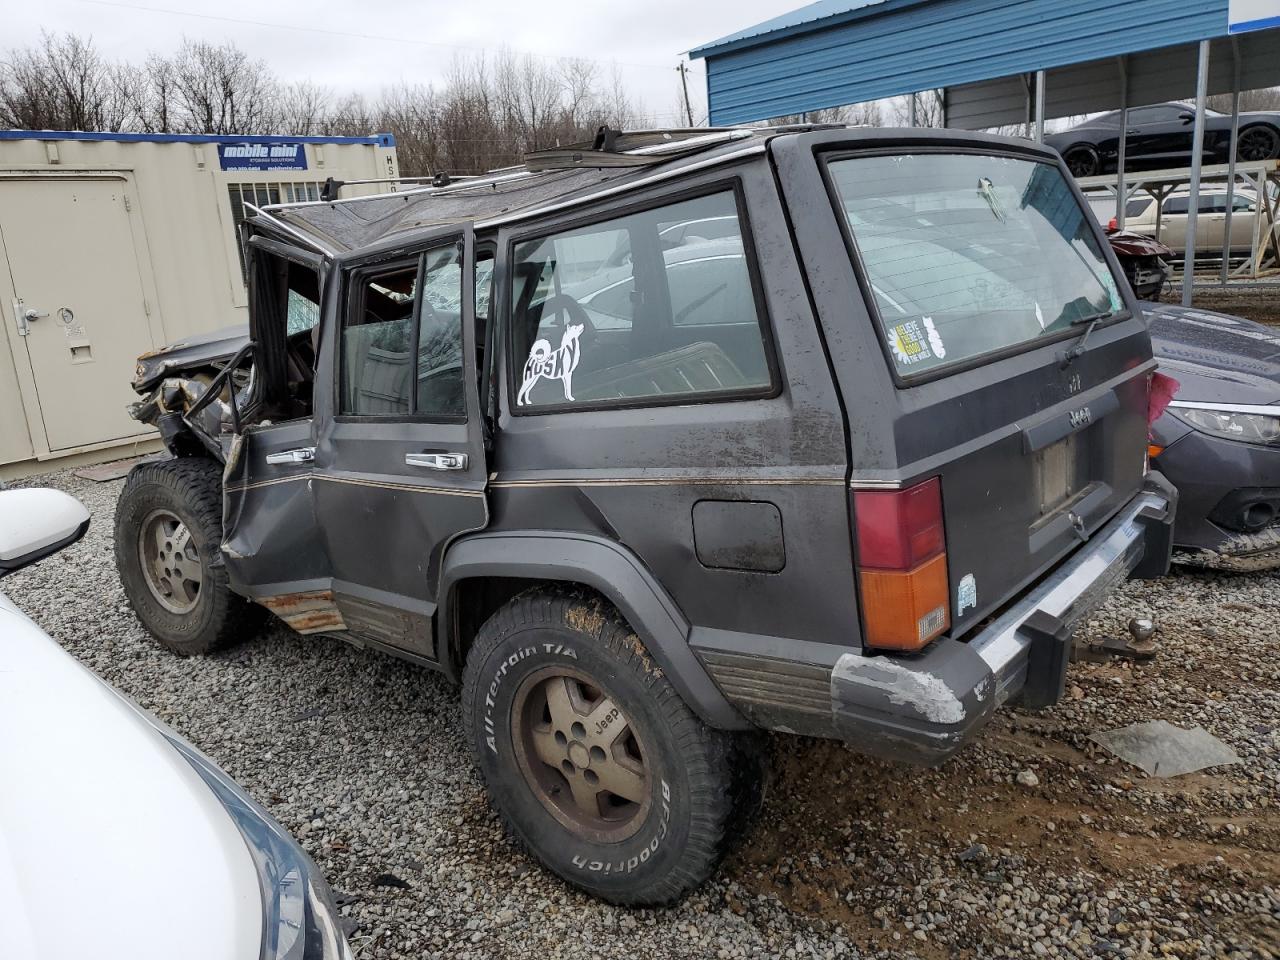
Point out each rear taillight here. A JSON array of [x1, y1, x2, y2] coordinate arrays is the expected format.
[[1107, 217, 1118, 231], [854, 477, 950, 652]]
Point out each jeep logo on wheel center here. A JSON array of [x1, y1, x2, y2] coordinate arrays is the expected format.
[[114, 124, 1176, 905]]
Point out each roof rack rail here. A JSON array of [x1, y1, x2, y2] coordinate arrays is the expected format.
[[263, 125, 815, 212], [524, 126, 755, 171], [262, 167, 537, 213], [242, 202, 335, 256], [314, 172, 479, 202]]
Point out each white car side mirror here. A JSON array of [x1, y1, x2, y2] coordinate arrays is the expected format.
[[0, 488, 90, 575]]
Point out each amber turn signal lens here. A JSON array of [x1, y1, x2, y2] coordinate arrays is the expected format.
[[857, 552, 951, 652], [1147, 444, 1164, 460]]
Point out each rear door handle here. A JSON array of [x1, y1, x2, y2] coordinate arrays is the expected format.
[[264, 447, 315, 465], [405, 452, 468, 471]]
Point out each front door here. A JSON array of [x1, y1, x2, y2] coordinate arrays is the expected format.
[[311, 228, 489, 660], [0, 177, 155, 453]]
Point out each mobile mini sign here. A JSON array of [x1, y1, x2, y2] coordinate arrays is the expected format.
[[217, 142, 308, 172]]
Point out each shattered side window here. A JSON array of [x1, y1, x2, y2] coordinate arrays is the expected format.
[[286, 289, 319, 336], [341, 263, 420, 415], [416, 246, 466, 418], [339, 243, 467, 419]]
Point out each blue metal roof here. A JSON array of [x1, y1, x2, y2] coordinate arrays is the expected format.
[[0, 130, 395, 147], [689, 0, 919, 57], [690, 0, 1238, 125]]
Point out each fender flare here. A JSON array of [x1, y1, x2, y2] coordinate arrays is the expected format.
[[437, 530, 750, 731]]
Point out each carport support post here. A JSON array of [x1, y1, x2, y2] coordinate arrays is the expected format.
[[1221, 37, 1242, 286], [909, 92, 917, 127], [1034, 70, 1045, 143], [1116, 57, 1128, 229], [1181, 40, 1211, 307]]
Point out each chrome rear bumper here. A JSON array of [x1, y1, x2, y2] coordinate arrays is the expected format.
[[830, 473, 1176, 765]]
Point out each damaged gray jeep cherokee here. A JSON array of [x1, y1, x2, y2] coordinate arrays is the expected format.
[[115, 126, 1176, 905]]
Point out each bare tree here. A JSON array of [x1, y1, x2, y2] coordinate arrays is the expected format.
[[1, 32, 652, 175], [0, 31, 125, 130], [494, 51, 563, 153], [765, 101, 883, 127], [163, 38, 281, 135], [1207, 87, 1280, 114], [892, 90, 945, 127], [278, 81, 331, 135]]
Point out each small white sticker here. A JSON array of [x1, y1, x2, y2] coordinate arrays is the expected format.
[[517, 323, 584, 405], [1034, 302, 1046, 330], [957, 574, 978, 615], [921, 316, 946, 359]]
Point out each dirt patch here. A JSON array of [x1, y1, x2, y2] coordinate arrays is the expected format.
[[728, 701, 1280, 956]]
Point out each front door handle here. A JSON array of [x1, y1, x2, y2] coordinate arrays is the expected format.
[[264, 447, 315, 465], [405, 452, 468, 471]]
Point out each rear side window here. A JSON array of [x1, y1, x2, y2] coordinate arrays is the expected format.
[[1126, 197, 1153, 218], [510, 190, 773, 409], [828, 153, 1124, 378]]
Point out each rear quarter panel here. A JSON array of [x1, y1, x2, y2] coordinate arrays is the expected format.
[[489, 156, 857, 647]]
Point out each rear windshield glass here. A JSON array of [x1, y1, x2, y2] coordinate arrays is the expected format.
[[828, 153, 1124, 377]]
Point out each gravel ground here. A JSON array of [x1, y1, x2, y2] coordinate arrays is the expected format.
[[6, 467, 1280, 960]]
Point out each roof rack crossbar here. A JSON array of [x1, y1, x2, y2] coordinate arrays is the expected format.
[[261, 168, 538, 214]]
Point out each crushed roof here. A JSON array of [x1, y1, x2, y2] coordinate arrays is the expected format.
[[272, 167, 633, 253], [264, 128, 784, 254]]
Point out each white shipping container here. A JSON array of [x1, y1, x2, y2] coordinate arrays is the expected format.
[[0, 131, 399, 473]]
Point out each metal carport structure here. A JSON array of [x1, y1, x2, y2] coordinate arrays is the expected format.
[[689, 0, 1280, 303]]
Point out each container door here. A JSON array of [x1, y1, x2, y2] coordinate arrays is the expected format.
[[0, 177, 155, 453]]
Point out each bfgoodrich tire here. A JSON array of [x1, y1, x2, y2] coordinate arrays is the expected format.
[[114, 456, 263, 655], [461, 589, 759, 905]]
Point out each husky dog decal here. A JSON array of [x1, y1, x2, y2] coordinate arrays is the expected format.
[[517, 323, 584, 405]]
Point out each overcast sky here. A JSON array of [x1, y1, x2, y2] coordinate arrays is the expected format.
[[10, 0, 799, 122]]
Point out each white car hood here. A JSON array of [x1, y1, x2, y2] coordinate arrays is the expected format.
[[0, 598, 261, 960]]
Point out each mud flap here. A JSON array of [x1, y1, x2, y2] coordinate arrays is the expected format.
[[1016, 610, 1071, 709]]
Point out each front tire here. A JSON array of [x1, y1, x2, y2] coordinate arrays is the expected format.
[[114, 456, 263, 655], [461, 589, 758, 905]]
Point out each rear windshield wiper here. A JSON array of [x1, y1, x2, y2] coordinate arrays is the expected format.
[[1058, 311, 1114, 368]]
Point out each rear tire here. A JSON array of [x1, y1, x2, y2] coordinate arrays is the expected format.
[[1063, 145, 1100, 178], [114, 456, 263, 656], [461, 588, 760, 905]]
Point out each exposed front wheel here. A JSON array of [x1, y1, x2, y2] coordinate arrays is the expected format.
[[461, 589, 761, 905], [114, 457, 264, 655]]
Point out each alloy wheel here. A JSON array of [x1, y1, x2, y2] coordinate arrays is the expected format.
[[511, 667, 651, 843], [1064, 148, 1099, 178], [1237, 126, 1280, 163], [138, 508, 204, 614]]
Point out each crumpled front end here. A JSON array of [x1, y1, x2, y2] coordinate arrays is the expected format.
[[129, 373, 248, 460]]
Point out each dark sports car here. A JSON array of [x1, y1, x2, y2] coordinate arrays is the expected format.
[[1146, 303, 1280, 564], [1047, 102, 1280, 178]]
